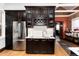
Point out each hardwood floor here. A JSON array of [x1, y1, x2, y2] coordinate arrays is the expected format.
[[0, 42, 69, 56]]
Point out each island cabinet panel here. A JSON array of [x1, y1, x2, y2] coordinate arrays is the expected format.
[[26, 39, 55, 54]]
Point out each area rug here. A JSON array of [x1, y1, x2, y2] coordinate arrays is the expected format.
[[58, 40, 75, 54]]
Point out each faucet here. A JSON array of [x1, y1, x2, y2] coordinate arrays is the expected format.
[[42, 31, 44, 37], [42, 30, 47, 37]]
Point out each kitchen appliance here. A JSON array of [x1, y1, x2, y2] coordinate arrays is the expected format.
[[13, 21, 26, 50]]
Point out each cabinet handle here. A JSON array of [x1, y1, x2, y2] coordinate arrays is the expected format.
[[34, 40, 39, 41], [41, 40, 46, 41], [48, 39, 53, 41], [27, 39, 32, 41]]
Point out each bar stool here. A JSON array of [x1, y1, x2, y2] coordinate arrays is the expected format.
[[73, 32, 79, 44]]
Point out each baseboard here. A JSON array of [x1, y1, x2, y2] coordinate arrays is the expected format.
[[0, 48, 5, 52]]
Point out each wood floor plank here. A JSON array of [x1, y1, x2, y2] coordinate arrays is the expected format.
[[0, 42, 69, 56]]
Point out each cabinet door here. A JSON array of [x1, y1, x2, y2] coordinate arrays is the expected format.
[[26, 39, 55, 54], [26, 10, 33, 28], [26, 18, 33, 28], [48, 39, 55, 53], [47, 15, 55, 28], [5, 14, 13, 49], [26, 39, 40, 53], [31, 39, 41, 53], [26, 39, 32, 53], [40, 39, 48, 50]]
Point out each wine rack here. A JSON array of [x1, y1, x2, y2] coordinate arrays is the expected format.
[[25, 6, 55, 28]]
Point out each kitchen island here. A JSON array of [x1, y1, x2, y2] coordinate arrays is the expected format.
[[25, 37, 55, 54]]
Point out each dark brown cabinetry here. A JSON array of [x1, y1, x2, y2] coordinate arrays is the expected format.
[[25, 6, 56, 54], [26, 18, 33, 28], [48, 17, 54, 27], [25, 6, 55, 28], [47, 8, 55, 28], [26, 38, 55, 54]]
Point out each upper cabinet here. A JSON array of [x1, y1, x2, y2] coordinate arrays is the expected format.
[[47, 7, 55, 28], [25, 6, 55, 28], [5, 11, 25, 21]]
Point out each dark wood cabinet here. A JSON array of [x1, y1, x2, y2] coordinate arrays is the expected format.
[[25, 6, 55, 28], [47, 12, 55, 28], [25, 6, 56, 54], [26, 18, 33, 28], [26, 38, 55, 54], [47, 18, 54, 27]]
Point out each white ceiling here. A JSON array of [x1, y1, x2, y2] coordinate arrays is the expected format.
[[0, 3, 79, 17]]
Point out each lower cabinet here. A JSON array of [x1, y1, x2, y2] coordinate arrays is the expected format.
[[26, 39, 55, 54]]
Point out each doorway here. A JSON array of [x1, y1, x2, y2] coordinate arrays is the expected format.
[[56, 22, 63, 41]]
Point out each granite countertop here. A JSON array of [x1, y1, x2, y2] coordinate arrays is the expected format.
[[68, 47, 79, 56], [25, 36, 55, 39]]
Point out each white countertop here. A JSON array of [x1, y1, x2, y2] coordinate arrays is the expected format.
[[68, 47, 79, 56], [25, 36, 55, 39]]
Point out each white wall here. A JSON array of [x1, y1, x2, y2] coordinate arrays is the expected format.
[[0, 3, 4, 10], [72, 17, 79, 31], [0, 10, 5, 49], [4, 3, 26, 10]]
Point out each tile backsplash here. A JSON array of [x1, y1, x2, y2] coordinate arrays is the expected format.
[[28, 26, 54, 37]]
